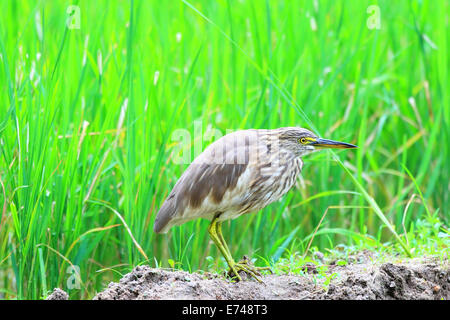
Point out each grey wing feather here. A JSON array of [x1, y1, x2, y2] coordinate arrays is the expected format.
[[153, 162, 248, 233], [153, 130, 256, 233]]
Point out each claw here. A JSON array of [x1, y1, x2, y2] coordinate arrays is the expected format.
[[227, 255, 272, 283]]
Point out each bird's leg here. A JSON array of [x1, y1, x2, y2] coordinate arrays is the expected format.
[[235, 256, 273, 274], [216, 223, 267, 280], [209, 218, 266, 283], [208, 217, 243, 282], [215, 220, 232, 258]]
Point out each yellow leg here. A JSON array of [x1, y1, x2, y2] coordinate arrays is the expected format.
[[208, 217, 270, 283], [208, 217, 242, 281]]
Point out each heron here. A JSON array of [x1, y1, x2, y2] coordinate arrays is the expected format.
[[154, 127, 357, 282]]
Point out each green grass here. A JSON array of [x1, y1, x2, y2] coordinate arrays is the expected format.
[[0, 0, 448, 299]]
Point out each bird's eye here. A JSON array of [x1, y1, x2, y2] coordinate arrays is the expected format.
[[299, 138, 308, 144]]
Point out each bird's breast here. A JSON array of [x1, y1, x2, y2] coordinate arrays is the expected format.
[[235, 156, 303, 215]]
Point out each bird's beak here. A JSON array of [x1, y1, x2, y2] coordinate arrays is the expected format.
[[312, 138, 357, 149]]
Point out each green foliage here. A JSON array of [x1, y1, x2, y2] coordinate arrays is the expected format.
[[405, 211, 449, 257], [0, 0, 447, 299]]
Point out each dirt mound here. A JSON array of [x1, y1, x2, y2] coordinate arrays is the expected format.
[[92, 257, 449, 300], [46, 288, 69, 300]]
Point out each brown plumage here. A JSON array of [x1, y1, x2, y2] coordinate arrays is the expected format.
[[153, 127, 357, 281], [154, 128, 306, 233]]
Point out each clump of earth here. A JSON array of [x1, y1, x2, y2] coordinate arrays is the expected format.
[[48, 251, 449, 300]]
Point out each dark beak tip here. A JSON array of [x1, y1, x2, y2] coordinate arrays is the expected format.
[[314, 138, 358, 149]]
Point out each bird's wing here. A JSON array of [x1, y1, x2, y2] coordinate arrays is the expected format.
[[153, 130, 262, 233]]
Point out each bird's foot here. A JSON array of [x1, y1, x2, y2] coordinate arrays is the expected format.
[[227, 256, 272, 283], [237, 255, 273, 272]]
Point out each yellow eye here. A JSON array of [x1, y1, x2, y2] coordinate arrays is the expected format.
[[299, 138, 307, 144]]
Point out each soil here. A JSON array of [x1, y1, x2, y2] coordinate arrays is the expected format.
[[46, 288, 69, 300], [48, 253, 449, 300]]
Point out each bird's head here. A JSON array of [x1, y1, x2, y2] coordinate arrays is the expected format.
[[276, 127, 357, 157]]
